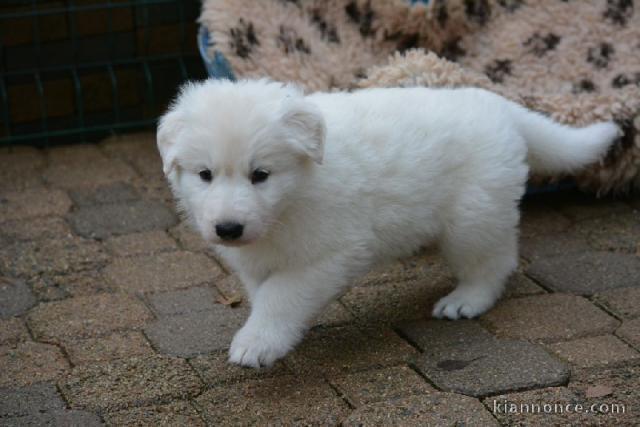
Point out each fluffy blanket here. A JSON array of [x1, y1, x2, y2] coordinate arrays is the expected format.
[[200, 0, 640, 194]]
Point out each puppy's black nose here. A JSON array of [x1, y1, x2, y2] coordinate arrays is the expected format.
[[215, 222, 244, 240]]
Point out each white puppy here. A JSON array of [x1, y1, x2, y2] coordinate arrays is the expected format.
[[157, 79, 618, 368]]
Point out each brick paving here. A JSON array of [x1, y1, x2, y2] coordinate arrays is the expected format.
[[0, 134, 638, 425]]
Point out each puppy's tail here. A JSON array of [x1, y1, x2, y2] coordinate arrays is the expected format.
[[509, 103, 620, 175]]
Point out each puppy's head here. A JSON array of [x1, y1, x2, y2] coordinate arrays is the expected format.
[[157, 79, 325, 246]]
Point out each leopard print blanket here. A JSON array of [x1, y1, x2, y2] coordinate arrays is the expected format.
[[200, 0, 640, 194]]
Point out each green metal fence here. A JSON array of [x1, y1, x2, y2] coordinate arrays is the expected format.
[[0, 0, 206, 146]]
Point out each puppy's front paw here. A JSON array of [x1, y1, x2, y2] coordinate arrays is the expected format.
[[228, 324, 296, 368], [432, 286, 498, 320]]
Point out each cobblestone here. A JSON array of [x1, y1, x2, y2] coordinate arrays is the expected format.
[[144, 306, 248, 357], [59, 355, 202, 412], [287, 326, 417, 377], [147, 285, 218, 317], [194, 375, 349, 425], [330, 365, 435, 407], [28, 293, 152, 343], [0, 318, 30, 345], [0, 277, 36, 318], [190, 351, 290, 386], [0, 383, 65, 417], [595, 287, 640, 319], [0, 146, 45, 191], [482, 294, 620, 342], [68, 182, 140, 207], [0, 188, 71, 221], [104, 251, 224, 294], [0, 235, 108, 280], [0, 342, 69, 387], [616, 319, 640, 350], [403, 321, 569, 397], [64, 331, 154, 365], [104, 401, 204, 427], [341, 277, 453, 325], [0, 216, 72, 245], [547, 335, 639, 368], [527, 251, 640, 295], [68, 200, 178, 239], [344, 393, 499, 426], [106, 230, 177, 257], [43, 154, 137, 189]]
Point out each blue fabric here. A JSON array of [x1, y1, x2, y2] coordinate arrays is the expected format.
[[198, 26, 236, 81]]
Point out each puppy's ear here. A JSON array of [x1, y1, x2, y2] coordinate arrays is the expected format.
[[157, 109, 181, 175], [280, 100, 326, 164]]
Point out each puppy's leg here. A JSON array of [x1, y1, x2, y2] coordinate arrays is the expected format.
[[229, 260, 355, 368], [433, 198, 520, 320]]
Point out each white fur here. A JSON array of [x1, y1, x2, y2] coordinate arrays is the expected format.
[[158, 79, 618, 368]]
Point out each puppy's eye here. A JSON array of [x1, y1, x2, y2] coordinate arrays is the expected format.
[[251, 168, 270, 185], [199, 169, 213, 182]]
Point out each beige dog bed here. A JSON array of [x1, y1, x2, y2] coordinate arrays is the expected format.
[[200, 0, 640, 194]]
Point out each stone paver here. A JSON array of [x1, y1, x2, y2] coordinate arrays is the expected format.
[[2, 410, 103, 426], [568, 363, 640, 424], [0, 188, 71, 222], [353, 251, 446, 287], [106, 230, 177, 257], [402, 321, 569, 397], [60, 355, 202, 412], [3, 139, 640, 425], [144, 306, 248, 357], [101, 133, 163, 178], [0, 277, 36, 318], [287, 326, 418, 377], [104, 251, 225, 293], [194, 375, 349, 425], [344, 393, 499, 426], [27, 293, 152, 343], [578, 211, 640, 252], [315, 300, 354, 327], [482, 294, 620, 343], [69, 182, 140, 207], [595, 287, 640, 319], [104, 401, 204, 427], [617, 318, 640, 350], [330, 365, 435, 407], [64, 331, 154, 365], [520, 229, 592, 261], [547, 335, 639, 368], [503, 272, 546, 298], [169, 221, 211, 252], [68, 200, 178, 239], [486, 387, 597, 426], [190, 351, 290, 387], [341, 277, 453, 325], [527, 251, 640, 295], [0, 216, 72, 245], [43, 155, 137, 189], [0, 318, 30, 345], [0, 382, 65, 417], [147, 285, 218, 317], [0, 146, 45, 191], [0, 235, 108, 280], [0, 342, 69, 387]]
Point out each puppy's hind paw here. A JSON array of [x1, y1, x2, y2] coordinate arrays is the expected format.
[[432, 286, 498, 320]]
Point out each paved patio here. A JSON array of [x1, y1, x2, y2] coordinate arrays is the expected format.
[[1, 133, 639, 425]]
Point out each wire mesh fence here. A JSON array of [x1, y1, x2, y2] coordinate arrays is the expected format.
[[0, 0, 206, 146]]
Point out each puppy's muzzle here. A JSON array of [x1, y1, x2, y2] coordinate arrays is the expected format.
[[215, 222, 244, 241]]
